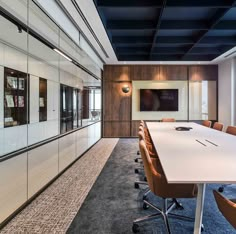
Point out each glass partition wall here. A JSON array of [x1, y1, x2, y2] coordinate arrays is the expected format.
[[189, 80, 217, 121], [82, 87, 101, 125], [0, 0, 102, 157]]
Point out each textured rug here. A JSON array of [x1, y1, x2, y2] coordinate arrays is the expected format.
[[0, 138, 119, 234], [67, 138, 235, 234]]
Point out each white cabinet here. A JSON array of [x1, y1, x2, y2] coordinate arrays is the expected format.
[[30, 75, 39, 123], [47, 80, 59, 121], [0, 153, 27, 223], [76, 127, 88, 157], [59, 132, 76, 172], [28, 140, 58, 198]]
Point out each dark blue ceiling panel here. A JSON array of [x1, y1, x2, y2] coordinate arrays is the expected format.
[[94, 0, 236, 61], [157, 30, 198, 37], [221, 7, 236, 19], [162, 8, 217, 20], [102, 8, 159, 20]]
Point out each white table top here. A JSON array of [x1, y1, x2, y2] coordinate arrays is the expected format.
[[146, 122, 236, 184]]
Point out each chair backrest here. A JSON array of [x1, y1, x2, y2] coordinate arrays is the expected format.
[[138, 135, 197, 198], [213, 122, 224, 131], [140, 120, 145, 125], [226, 126, 236, 136], [161, 118, 175, 122], [213, 190, 236, 229], [202, 120, 212, 128]]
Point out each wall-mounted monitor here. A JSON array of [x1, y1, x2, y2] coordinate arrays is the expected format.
[[140, 89, 178, 111]]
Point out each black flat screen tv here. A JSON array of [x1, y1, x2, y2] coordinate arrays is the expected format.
[[140, 89, 178, 111]]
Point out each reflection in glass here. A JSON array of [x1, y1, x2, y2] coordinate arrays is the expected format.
[[60, 84, 81, 134], [82, 87, 101, 124], [189, 81, 217, 120], [73, 89, 82, 128]]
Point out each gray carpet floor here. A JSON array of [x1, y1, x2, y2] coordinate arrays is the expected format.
[[67, 139, 235, 234]]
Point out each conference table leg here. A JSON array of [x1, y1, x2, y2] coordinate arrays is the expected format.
[[194, 183, 206, 234]]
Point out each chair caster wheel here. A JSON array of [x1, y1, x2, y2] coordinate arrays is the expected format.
[[201, 224, 204, 232], [218, 187, 224, 193], [137, 151, 140, 155], [134, 169, 139, 174], [134, 159, 138, 163], [143, 203, 149, 210], [134, 183, 139, 189], [144, 176, 147, 182], [132, 223, 140, 233]]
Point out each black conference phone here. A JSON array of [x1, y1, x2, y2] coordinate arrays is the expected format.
[[175, 126, 193, 131]]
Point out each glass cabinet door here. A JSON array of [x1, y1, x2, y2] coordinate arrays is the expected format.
[[4, 67, 28, 127], [39, 78, 47, 122]]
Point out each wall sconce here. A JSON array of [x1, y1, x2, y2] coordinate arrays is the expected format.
[[122, 84, 130, 93]]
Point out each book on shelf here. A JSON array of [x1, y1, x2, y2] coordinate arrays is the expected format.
[[18, 78, 25, 90], [7, 76, 18, 89], [18, 96, 24, 107], [5, 95, 14, 107]]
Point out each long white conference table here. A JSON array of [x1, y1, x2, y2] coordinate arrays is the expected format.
[[146, 122, 236, 234]]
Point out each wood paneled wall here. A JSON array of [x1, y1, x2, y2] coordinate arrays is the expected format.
[[103, 65, 218, 137]]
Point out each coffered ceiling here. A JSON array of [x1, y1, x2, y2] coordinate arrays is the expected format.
[[94, 0, 236, 61]]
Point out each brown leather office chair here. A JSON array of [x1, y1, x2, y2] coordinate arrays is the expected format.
[[213, 122, 224, 131], [213, 190, 236, 229], [202, 120, 212, 128], [135, 121, 145, 160], [161, 118, 176, 122], [226, 126, 236, 136], [132, 137, 197, 233]]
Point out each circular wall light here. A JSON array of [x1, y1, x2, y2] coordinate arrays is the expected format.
[[122, 85, 130, 93]]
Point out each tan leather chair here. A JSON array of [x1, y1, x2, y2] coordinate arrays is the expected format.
[[226, 126, 236, 136], [213, 190, 236, 229], [132, 137, 197, 233], [161, 118, 175, 122], [213, 122, 223, 131], [202, 120, 212, 128], [135, 121, 145, 160]]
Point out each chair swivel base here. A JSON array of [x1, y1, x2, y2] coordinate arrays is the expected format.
[[134, 181, 148, 189], [134, 167, 144, 174], [132, 198, 197, 233], [134, 158, 142, 163]]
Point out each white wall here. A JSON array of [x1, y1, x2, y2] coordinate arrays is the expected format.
[[0, 153, 27, 222], [0, 0, 102, 224], [218, 58, 235, 129], [132, 81, 188, 120], [0, 121, 101, 223]]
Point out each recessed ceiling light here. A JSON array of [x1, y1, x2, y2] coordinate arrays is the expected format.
[[53, 48, 72, 62]]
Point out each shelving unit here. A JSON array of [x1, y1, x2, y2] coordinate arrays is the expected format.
[[39, 78, 47, 122], [4, 67, 28, 127]]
